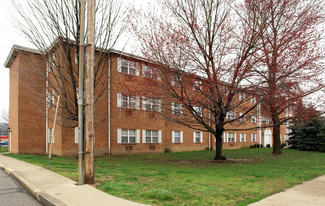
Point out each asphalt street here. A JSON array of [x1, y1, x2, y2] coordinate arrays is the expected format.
[[0, 169, 42, 206]]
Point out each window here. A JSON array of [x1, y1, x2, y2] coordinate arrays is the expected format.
[[143, 65, 160, 80], [117, 129, 140, 144], [172, 131, 183, 143], [251, 97, 256, 104], [227, 133, 236, 142], [193, 81, 202, 90], [74, 127, 79, 143], [240, 133, 246, 142], [117, 93, 140, 109], [172, 102, 183, 114], [193, 132, 203, 143], [267, 118, 272, 124], [261, 116, 266, 124], [284, 135, 289, 141], [143, 130, 161, 143], [142, 97, 161, 112], [171, 76, 181, 87], [226, 111, 236, 120], [118, 58, 139, 76], [239, 112, 246, 122], [239, 93, 245, 100], [251, 115, 256, 123], [251, 134, 256, 142], [193, 106, 203, 117]]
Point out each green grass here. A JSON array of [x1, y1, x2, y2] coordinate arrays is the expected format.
[[5, 148, 325, 206], [0, 146, 8, 153]]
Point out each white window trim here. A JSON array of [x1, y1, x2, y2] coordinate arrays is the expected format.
[[142, 97, 162, 112], [117, 93, 140, 109], [193, 106, 203, 117], [251, 115, 256, 123], [193, 131, 203, 143], [193, 81, 202, 90], [117, 58, 140, 76], [142, 65, 161, 80], [240, 133, 246, 142], [142, 130, 162, 143], [251, 134, 257, 142], [239, 93, 245, 100], [172, 131, 183, 143], [227, 132, 236, 143], [117, 129, 140, 144], [172, 102, 183, 114]]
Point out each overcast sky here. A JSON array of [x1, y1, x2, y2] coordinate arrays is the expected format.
[[0, 0, 152, 121]]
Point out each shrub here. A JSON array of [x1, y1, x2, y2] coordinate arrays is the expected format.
[[266, 144, 270, 148], [281, 143, 287, 148], [204, 147, 210, 151], [288, 119, 324, 152]]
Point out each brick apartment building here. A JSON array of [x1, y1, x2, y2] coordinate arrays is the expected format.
[[4, 43, 290, 156]]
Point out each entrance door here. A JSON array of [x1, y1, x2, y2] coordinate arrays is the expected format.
[[264, 128, 272, 147]]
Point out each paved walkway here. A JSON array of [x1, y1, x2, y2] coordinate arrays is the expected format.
[[0, 154, 324, 206], [249, 174, 325, 206], [0, 154, 146, 206]]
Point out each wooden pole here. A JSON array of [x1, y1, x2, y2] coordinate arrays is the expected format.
[[48, 95, 60, 169], [78, 0, 86, 185], [84, 0, 95, 184]]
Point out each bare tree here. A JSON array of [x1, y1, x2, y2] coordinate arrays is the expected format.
[[130, 0, 267, 160], [11, 0, 125, 126], [249, 0, 325, 155]]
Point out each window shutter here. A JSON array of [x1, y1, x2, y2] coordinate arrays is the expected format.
[[136, 129, 140, 143], [142, 97, 147, 111], [117, 93, 122, 108], [234, 133, 237, 142], [158, 99, 162, 112], [180, 131, 183, 143], [180, 104, 183, 114], [244, 134, 246, 142], [52, 90, 55, 105], [200, 132, 203, 143], [135, 96, 140, 110], [193, 132, 196, 143], [117, 57, 122, 72], [171, 103, 175, 114], [74, 127, 79, 143], [172, 131, 175, 143], [158, 130, 162, 143], [117, 129, 122, 143], [142, 130, 146, 143], [223, 133, 225, 142], [226, 133, 229, 142]]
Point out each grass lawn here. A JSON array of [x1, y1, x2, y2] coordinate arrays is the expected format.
[[4, 148, 325, 206], [0, 146, 8, 153]]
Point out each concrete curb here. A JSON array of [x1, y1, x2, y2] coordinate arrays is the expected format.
[[0, 164, 64, 206]]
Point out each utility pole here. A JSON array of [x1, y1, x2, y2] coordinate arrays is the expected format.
[[84, 0, 95, 184], [78, 0, 86, 185]]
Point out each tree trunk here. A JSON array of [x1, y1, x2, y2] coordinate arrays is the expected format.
[[214, 130, 226, 160], [272, 114, 282, 155]]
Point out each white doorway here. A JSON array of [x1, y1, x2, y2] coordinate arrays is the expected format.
[[264, 128, 272, 147]]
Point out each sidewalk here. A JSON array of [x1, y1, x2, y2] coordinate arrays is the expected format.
[[0, 154, 147, 206], [249, 175, 325, 206]]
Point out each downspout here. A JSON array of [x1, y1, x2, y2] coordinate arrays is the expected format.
[[208, 109, 211, 150], [108, 54, 111, 156], [258, 103, 262, 145], [46, 62, 49, 154], [9, 130, 12, 152]]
